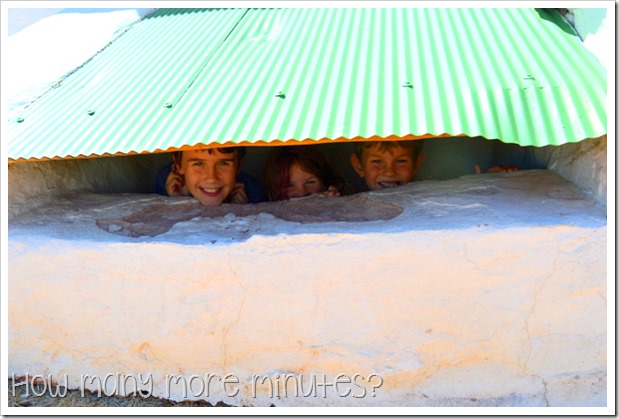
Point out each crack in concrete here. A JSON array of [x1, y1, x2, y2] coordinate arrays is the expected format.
[[540, 377, 550, 406], [520, 232, 563, 407], [522, 232, 561, 373], [220, 254, 248, 371]]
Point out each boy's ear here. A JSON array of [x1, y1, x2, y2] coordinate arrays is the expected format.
[[349, 153, 365, 178], [172, 155, 183, 175]]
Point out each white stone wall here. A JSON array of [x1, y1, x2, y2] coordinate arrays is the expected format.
[[9, 222, 606, 407], [8, 153, 170, 220], [533, 135, 607, 205], [8, 167, 607, 408]]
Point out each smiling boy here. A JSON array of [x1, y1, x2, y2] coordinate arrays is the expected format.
[[349, 141, 425, 191], [176, 148, 246, 206], [153, 147, 266, 206]]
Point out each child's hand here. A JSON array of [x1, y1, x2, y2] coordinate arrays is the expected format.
[[475, 164, 519, 174], [228, 182, 249, 204], [487, 165, 519, 173], [165, 170, 189, 196], [321, 185, 341, 197]]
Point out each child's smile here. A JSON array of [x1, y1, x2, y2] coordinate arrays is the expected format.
[[178, 149, 239, 206], [350, 141, 426, 191], [197, 186, 225, 197], [377, 180, 405, 188]]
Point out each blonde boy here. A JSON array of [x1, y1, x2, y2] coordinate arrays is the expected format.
[[349, 141, 424, 191]]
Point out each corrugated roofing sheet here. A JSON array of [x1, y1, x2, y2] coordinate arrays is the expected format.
[[8, 7, 607, 162]]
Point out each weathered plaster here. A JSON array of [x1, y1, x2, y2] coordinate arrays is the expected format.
[[8, 170, 607, 407], [533, 135, 607, 205], [8, 153, 170, 220]]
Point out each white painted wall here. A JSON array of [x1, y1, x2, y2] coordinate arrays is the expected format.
[[8, 169, 607, 408]]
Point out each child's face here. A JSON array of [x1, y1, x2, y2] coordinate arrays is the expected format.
[[177, 148, 239, 206], [351, 144, 421, 191], [286, 163, 325, 198]]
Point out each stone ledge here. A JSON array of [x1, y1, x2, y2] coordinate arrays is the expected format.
[[9, 170, 606, 243]]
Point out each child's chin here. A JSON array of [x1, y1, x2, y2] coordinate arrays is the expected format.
[[195, 195, 225, 207], [198, 199, 224, 207]]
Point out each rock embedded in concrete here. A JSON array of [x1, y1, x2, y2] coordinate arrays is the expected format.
[[94, 194, 404, 238]]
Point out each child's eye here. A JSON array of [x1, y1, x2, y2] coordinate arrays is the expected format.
[[396, 158, 411, 164], [370, 159, 382, 164], [217, 161, 231, 167], [192, 161, 204, 167], [305, 179, 317, 185]]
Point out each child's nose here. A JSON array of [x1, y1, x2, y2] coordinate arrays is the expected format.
[[383, 162, 395, 176], [202, 164, 217, 180]]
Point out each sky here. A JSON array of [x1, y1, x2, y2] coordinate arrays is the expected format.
[[8, 7, 155, 35], [5, 7, 154, 120]]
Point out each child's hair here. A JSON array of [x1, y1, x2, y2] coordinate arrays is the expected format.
[[172, 146, 246, 167], [352, 140, 424, 160], [264, 145, 345, 201]]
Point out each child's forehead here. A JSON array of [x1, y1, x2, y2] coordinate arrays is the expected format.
[[183, 148, 237, 159], [364, 143, 412, 156]]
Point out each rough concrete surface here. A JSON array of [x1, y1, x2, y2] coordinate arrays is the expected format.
[[8, 170, 607, 407]]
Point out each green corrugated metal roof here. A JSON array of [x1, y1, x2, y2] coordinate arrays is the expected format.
[[8, 7, 607, 162]]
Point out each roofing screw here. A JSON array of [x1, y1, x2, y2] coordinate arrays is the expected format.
[[275, 91, 286, 99], [87, 110, 95, 116], [16, 117, 24, 123], [164, 102, 173, 108], [402, 81, 413, 88]]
